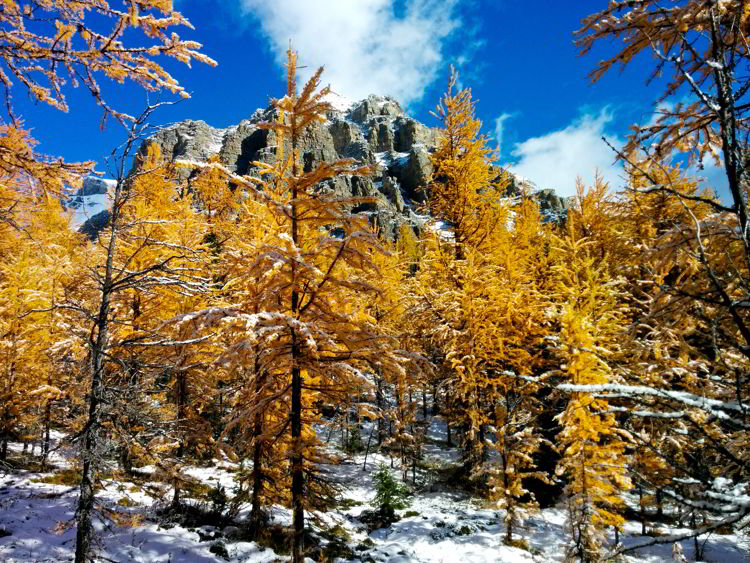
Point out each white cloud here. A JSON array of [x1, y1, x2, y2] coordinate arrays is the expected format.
[[240, 0, 461, 106], [493, 112, 515, 157], [692, 158, 730, 202], [509, 109, 625, 197]]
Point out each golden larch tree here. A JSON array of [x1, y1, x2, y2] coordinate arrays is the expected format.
[[173, 50, 405, 563], [553, 226, 632, 563]]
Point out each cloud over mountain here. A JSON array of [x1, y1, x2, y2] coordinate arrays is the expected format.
[[240, 0, 462, 106], [509, 109, 625, 197]]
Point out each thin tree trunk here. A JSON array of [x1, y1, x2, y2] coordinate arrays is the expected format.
[[171, 369, 187, 508], [639, 484, 646, 536], [343, 407, 349, 449], [478, 423, 486, 463], [75, 123, 135, 562], [376, 375, 384, 445], [42, 399, 51, 469], [290, 107, 304, 563], [249, 354, 266, 534], [362, 421, 375, 472], [1, 361, 16, 461], [326, 409, 338, 444], [291, 363, 303, 563], [656, 488, 663, 520], [75, 274, 112, 563], [691, 512, 701, 560], [503, 449, 513, 545]]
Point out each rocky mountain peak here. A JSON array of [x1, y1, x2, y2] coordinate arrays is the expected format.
[[131, 93, 440, 238], [78, 94, 569, 237]]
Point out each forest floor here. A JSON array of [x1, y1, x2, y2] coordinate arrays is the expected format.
[[0, 421, 748, 562]]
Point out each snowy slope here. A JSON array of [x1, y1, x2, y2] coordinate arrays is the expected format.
[[1, 421, 748, 562], [64, 177, 116, 229]]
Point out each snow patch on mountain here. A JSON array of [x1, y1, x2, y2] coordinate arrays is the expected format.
[[64, 177, 115, 228], [322, 91, 356, 113]]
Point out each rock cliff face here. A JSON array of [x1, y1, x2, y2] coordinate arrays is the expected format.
[[79, 94, 569, 236], [139, 94, 440, 238]]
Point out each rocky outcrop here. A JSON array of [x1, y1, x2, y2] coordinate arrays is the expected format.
[[80, 209, 111, 239], [503, 174, 571, 222], [138, 94, 439, 236], [123, 93, 568, 239], [64, 177, 115, 236], [77, 177, 113, 196]]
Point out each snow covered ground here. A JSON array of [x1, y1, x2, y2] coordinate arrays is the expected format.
[[1, 423, 748, 562]]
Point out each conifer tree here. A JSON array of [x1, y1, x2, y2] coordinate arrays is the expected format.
[[415, 71, 556, 511], [484, 199, 555, 546], [428, 70, 499, 259], [0, 197, 86, 460], [174, 51, 405, 563], [553, 227, 632, 563], [56, 109, 214, 562], [372, 462, 410, 518], [416, 71, 505, 476]]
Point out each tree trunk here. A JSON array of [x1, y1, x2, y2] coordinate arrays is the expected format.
[[639, 484, 646, 536], [691, 512, 701, 560], [503, 451, 513, 545], [42, 399, 51, 469], [291, 362, 303, 563], [171, 370, 188, 507], [362, 422, 375, 472], [478, 423, 486, 463], [376, 375, 384, 445], [249, 356, 267, 534], [290, 111, 304, 563], [656, 488, 663, 520], [76, 305, 110, 563], [343, 407, 349, 448], [75, 151, 128, 563], [249, 438, 264, 530]]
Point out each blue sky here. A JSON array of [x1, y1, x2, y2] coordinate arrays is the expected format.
[[11, 0, 728, 198]]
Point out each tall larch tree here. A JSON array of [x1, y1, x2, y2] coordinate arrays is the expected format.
[[415, 70, 508, 477], [553, 225, 632, 563], [174, 50, 405, 563], [61, 120, 214, 563], [484, 198, 555, 547]]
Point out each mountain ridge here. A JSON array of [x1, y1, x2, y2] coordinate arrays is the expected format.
[[75, 94, 571, 237]]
